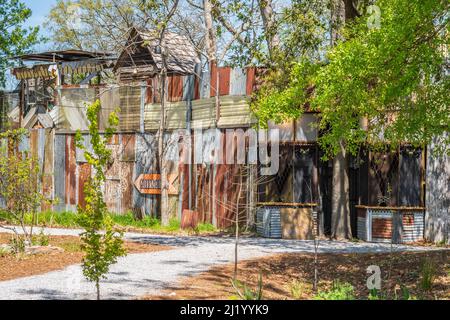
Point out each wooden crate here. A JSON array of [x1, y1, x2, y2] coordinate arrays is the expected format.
[[356, 206, 424, 243], [280, 208, 317, 240]]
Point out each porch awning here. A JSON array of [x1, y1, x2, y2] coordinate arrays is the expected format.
[[12, 59, 115, 80]]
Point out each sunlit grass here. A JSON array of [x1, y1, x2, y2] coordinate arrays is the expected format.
[[0, 210, 217, 235]]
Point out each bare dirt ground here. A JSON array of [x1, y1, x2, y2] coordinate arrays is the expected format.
[[146, 250, 449, 300], [0, 233, 171, 281]]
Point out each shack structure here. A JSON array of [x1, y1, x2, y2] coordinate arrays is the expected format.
[[2, 28, 446, 244]]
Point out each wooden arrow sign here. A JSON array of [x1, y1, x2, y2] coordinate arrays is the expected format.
[[134, 174, 178, 195]]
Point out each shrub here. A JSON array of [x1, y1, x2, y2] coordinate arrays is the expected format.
[[32, 229, 50, 246], [314, 281, 355, 300], [230, 273, 264, 300], [0, 129, 51, 243], [289, 280, 306, 299], [9, 235, 25, 254], [419, 259, 436, 292]]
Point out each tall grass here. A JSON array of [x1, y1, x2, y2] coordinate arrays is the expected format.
[[419, 259, 436, 292], [0, 210, 216, 234]]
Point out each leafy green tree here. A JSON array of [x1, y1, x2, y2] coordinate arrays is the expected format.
[[254, 0, 449, 238], [0, 128, 48, 248], [0, 0, 40, 87], [75, 100, 125, 300], [255, 0, 449, 156]]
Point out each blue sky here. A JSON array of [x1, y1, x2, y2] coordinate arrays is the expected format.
[[4, 1, 56, 89], [23, 0, 57, 50]]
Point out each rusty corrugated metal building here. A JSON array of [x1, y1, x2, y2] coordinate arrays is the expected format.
[[3, 28, 443, 243]]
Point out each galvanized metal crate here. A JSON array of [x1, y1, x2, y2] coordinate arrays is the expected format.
[[256, 207, 282, 238]]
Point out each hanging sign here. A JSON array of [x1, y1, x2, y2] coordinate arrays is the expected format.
[[134, 174, 178, 195]]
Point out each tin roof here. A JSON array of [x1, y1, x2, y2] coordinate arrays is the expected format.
[[115, 27, 200, 76], [11, 50, 114, 62]]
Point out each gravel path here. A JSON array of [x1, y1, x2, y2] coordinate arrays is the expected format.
[[0, 226, 443, 300]]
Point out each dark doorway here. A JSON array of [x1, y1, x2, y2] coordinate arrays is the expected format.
[[319, 153, 333, 236]]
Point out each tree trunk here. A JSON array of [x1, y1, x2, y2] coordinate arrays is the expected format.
[[96, 281, 100, 300], [258, 0, 280, 60], [331, 148, 352, 239], [159, 72, 170, 227], [329, 0, 359, 239], [203, 0, 217, 64]]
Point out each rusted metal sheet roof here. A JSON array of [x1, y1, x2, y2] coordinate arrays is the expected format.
[[137, 29, 200, 75], [115, 27, 200, 76], [13, 59, 114, 80], [22, 106, 55, 129], [12, 50, 113, 62]]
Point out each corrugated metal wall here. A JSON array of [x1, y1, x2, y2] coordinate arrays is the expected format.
[[357, 207, 425, 243], [9, 66, 327, 229]]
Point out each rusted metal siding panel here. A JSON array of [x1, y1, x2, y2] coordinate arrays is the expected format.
[[56, 88, 96, 131], [37, 129, 45, 175], [78, 163, 91, 209], [146, 78, 161, 104], [191, 98, 215, 129], [119, 86, 141, 131], [357, 208, 368, 241], [145, 101, 187, 130], [133, 133, 159, 216], [105, 179, 121, 214], [65, 135, 77, 207], [217, 95, 256, 128], [181, 209, 200, 229], [30, 129, 38, 161], [121, 134, 136, 162], [212, 131, 245, 229], [18, 134, 29, 153], [194, 164, 213, 224], [42, 129, 54, 211], [246, 68, 256, 96], [99, 86, 121, 131], [183, 70, 196, 101], [361, 208, 425, 243], [54, 135, 66, 212], [199, 70, 211, 99], [168, 75, 183, 102], [120, 162, 134, 213], [105, 135, 122, 214], [402, 211, 424, 242], [230, 68, 247, 96], [210, 65, 231, 97], [75, 134, 93, 163]]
